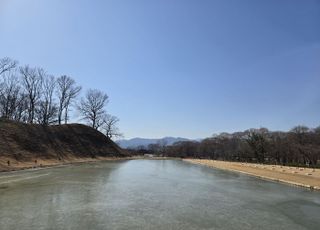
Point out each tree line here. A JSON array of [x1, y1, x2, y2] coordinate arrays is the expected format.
[[0, 57, 122, 139], [135, 127, 320, 167]]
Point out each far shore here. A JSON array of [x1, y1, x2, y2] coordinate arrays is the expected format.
[[184, 159, 320, 190], [0, 156, 174, 173]]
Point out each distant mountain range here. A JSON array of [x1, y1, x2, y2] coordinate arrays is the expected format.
[[116, 137, 195, 149]]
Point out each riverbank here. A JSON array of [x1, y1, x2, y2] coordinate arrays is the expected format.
[[0, 156, 175, 173], [184, 159, 320, 190], [0, 156, 129, 173], [0, 120, 129, 173]]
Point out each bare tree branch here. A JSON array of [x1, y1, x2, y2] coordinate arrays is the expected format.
[[78, 89, 108, 129], [101, 114, 123, 139], [56, 75, 81, 124], [35, 74, 58, 125], [0, 57, 18, 76], [19, 65, 43, 123]]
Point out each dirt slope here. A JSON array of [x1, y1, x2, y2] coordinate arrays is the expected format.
[[0, 119, 125, 170]]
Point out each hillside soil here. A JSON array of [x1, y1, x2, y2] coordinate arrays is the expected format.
[[0, 119, 127, 172]]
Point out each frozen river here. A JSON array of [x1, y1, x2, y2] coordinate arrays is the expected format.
[[0, 159, 319, 230]]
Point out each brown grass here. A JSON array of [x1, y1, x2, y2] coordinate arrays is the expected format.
[[0, 119, 127, 172], [0, 156, 129, 172]]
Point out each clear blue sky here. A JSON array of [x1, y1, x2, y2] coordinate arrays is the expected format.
[[0, 0, 319, 139]]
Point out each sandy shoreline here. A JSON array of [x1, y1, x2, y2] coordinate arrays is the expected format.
[[184, 159, 320, 190]]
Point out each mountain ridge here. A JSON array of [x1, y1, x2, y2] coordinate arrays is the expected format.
[[117, 137, 199, 149]]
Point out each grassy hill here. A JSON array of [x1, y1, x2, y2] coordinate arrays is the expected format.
[[0, 119, 126, 171]]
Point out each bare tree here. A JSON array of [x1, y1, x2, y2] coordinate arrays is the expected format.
[[148, 143, 161, 153], [0, 58, 19, 119], [78, 89, 108, 129], [19, 66, 43, 123], [157, 139, 168, 154], [246, 130, 268, 163], [0, 57, 18, 76], [290, 125, 310, 135], [64, 85, 81, 124], [288, 125, 317, 166], [0, 73, 21, 119], [101, 114, 123, 139], [35, 74, 57, 125], [13, 92, 29, 122], [56, 75, 81, 125]]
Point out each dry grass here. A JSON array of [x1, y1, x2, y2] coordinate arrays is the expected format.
[[0, 119, 126, 172], [0, 156, 135, 172], [185, 159, 320, 190], [0, 156, 172, 172]]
